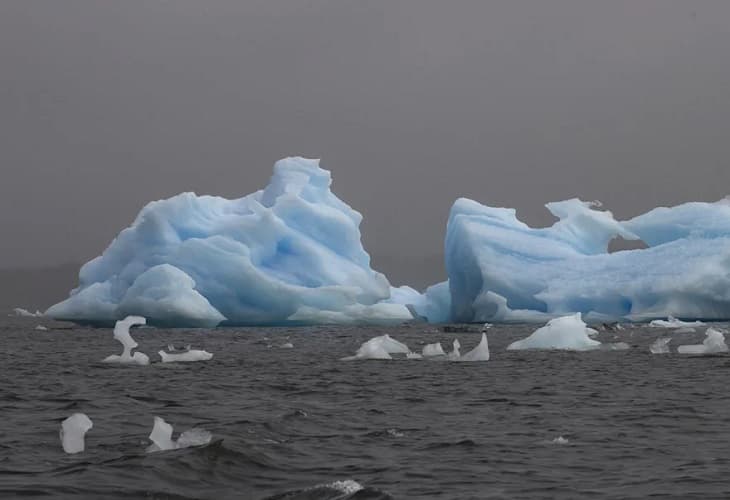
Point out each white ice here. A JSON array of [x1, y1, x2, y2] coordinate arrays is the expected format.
[[13, 307, 42, 317], [507, 313, 602, 351], [45, 157, 413, 327], [60, 413, 93, 454], [158, 348, 213, 363], [677, 328, 729, 354], [34, 325, 48, 331], [444, 197, 730, 323], [649, 316, 705, 329], [447, 339, 461, 360], [342, 334, 411, 360], [102, 316, 150, 365], [458, 332, 490, 361], [422, 342, 446, 357], [650, 337, 672, 354], [147, 416, 212, 452]]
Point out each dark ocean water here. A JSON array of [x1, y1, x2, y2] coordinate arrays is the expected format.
[[3, 315, 730, 499]]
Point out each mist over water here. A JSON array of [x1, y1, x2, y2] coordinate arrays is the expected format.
[[3, 315, 730, 499]]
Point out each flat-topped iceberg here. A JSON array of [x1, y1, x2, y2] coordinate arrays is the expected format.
[[445, 197, 730, 323], [46, 158, 413, 327]]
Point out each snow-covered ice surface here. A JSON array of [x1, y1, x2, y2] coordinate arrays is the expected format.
[[102, 316, 150, 365], [444, 197, 730, 323], [46, 157, 413, 327], [677, 328, 729, 355], [60, 413, 93, 454], [507, 314, 602, 351]]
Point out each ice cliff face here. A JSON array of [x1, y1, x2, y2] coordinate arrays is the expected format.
[[46, 158, 413, 327], [445, 197, 730, 323]]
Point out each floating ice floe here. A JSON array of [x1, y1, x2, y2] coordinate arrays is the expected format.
[[342, 334, 412, 360], [649, 337, 672, 354], [458, 332, 490, 361], [440, 197, 730, 323], [158, 347, 213, 363], [45, 157, 414, 327], [60, 413, 93, 454], [422, 342, 446, 357], [649, 316, 705, 329], [677, 328, 729, 355], [147, 416, 212, 452], [280, 342, 294, 349], [102, 316, 150, 365], [447, 339, 461, 360], [13, 307, 42, 317], [551, 436, 569, 445], [34, 325, 48, 331], [507, 314, 601, 351]]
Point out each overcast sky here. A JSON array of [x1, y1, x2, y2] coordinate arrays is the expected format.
[[2, 1, 730, 281]]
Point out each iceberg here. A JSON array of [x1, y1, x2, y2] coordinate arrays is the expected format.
[[342, 334, 411, 360], [458, 332, 490, 361], [507, 313, 601, 351], [677, 328, 729, 354], [445, 197, 730, 323], [60, 413, 93, 454], [447, 339, 461, 360], [649, 337, 672, 354], [46, 157, 413, 327], [102, 316, 150, 365], [147, 416, 212, 452], [422, 342, 446, 357]]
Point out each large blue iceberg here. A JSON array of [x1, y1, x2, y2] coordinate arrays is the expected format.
[[444, 197, 730, 323], [46, 158, 414, 327]]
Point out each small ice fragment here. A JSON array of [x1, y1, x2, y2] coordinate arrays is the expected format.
[[147, 416, 212, 453], [551, 436, 569, 445], [60, 413, 93, 454], [507, 314, 601, 351], [341, 334, 410, 360], [103, 316, 150, 365], [280, 342, 294, 349], [481, 323, 492, 331], [602, 342, 630, 351], [35, 325, 48, 331], [447, 339, 461, 360], [158, 349, 213, 363], [677, 328, 729, 354], [14, 308, 42, 317], [422, 342, 446, 357], [650, 337, 671, 354], [459, 332, 490, 361], [649, 316, 705, 329], [406, 351, 423, 359]]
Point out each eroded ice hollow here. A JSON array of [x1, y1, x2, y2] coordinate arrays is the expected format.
[[45, 158, 414, 327], [443, 197, 730, 324]]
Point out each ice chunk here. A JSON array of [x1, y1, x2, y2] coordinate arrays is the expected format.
[[422, 342, 446, 357], [147, 416, 212, 452], [13, 308, 42, 317], [102, 316, 150, 365], [677, 328, 729, 354], [551, 436, 569, 445], [406, 351, 423, 359], [280, 342, 294, 349], [507, 313, 602, 351], [46, 157, 411, 327], [158, 348, 213, 363], [34, 325, 48, 331], [388, 281, 452, 324], [341, 334, 411, 360], [649, 316, 705, 329], [447, 339, 461, 360], [459, 332, 490, 361], [60, 413, 93, 454], [650, 337, 672, 354], [445, 197, 730, 323]]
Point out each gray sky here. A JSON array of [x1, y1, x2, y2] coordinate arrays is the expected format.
[[2, 1, 730, 285]]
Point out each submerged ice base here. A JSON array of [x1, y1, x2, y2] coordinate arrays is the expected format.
[[46, 157, 413, 327]]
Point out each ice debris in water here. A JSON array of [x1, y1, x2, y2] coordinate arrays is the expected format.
[[507, 314, 601, 351], [422, 342, 446, 357], [60, 413, 93, 454], [458, 332, 490, 361], [102, 316, 150, 365], [158, 347, 213, 363], [45, 157, 414, 327], [34, 324, 48, 331], [13, 307, 42, 317], [677, 328, 729, 355], [341, 334, 412, 360], [147, 416, 212, 452], [649, 316, 704, 329], [650, 337, 672, 354], [439, 197, 730, 324], [551, 436, 569, 445], [447, 339, 461, 360]]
